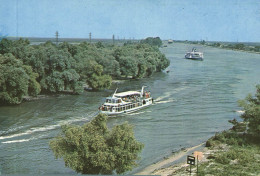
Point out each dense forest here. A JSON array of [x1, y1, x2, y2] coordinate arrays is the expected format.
[[0, 37, 170, 105]]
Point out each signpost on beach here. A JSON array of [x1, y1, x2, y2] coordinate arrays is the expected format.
[[187, 155, 195, 174]]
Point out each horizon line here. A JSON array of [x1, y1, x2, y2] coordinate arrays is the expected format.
[[2, 36, 260, 43]]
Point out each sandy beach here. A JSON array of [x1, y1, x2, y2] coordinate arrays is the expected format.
[[135, 143, 206, 176]]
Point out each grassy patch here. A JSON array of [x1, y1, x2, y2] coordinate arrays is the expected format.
[[198, 131, 260, 176]]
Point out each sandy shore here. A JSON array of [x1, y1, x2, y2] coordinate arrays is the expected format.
[[135, 143, 206, 176]]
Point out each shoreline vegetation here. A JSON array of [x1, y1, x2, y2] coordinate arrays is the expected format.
[[145, 129, 260, 176], [137, 85, 260, 176], [0, 37, 170, 105], [174, 40, 260, 54]]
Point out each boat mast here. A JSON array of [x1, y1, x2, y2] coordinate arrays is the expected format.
[[141, 86, 146, 97], [112, 88, 118, 98]]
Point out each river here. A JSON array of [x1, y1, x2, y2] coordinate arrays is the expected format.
[[0, 43, 259, 175]]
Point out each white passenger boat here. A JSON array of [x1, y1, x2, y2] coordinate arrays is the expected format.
[[185, 48, 203, 60], [99, 86, 153, 115]]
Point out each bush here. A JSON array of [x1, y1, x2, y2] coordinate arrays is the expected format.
[[239, 85, 260, 138], [49, 113, 144, 174]]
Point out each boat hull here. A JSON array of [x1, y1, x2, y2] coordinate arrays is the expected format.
[[185, 56, 203, 60]]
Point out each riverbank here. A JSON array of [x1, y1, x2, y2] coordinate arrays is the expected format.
[[147, 143, 229, 176], [136, 130, 260, 176], [174, 41, 260, 54], [135, 143, 206, 175]]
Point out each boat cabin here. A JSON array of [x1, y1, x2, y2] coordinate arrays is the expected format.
[[105, 97, 122, 104]]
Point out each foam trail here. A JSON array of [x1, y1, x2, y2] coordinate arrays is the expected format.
[[236, 110, 245, 114], [2, 138, 32, 144], [155, 87, 188, 102], [172, 86, 188, 93], [0, 111, 98, 141], [2, 134, 47, 144], [155, 99, 175, 104], [155, 92, 173, 102], [0, 124, 60, 140], [127, 111, 147, 116]]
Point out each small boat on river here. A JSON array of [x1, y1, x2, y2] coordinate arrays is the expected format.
[[99, 86, 153, 115], [185, 48, 203, 60]]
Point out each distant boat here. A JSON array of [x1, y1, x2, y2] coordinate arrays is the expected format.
[[185, 48, 203, 60], [168, 39, 173, 44]]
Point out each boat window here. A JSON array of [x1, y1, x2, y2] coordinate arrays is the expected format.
[[106, 99, 111, 103]]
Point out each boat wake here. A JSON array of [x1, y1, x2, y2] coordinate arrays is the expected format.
[[126, 110, 152, 116], [1, 134, 48, 144], [2, 136, 37, 144], [0, 124, 60, 140], [2, 138, 32, 144], [235, 110, 245, 114], [154, 87, 185, 103], [0, 111, 99, 143], [155, 92, 173, 102], [154, 99, 175, 104]]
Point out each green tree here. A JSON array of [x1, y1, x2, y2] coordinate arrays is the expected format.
[[201, 40, 206, 45], [85, 61, 112, 90], [118, 56, 138, 78], [23, 65, 41, 96], [95, 41, 105, 48], [254, 46, 260, 52], [0, 38, 13, 54], [239, 85, 260, 138], [140, 37, 162, 47], [49, 113, 144, 174], [9, 38, 31, 60], [0, 53, 40, 105], [59, 42, 78, 57], [24, 43, 82, 94], [234, 43, 245, 50]]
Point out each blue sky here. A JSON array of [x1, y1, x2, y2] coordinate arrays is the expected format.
[[0, 0, 260, 42]]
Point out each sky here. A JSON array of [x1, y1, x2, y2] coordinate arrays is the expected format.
[[0, 0, 260, 42]]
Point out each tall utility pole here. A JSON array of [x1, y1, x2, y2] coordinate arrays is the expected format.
[[89, 32, 92, 43], [55, 31, 59, 45], [112, 34, 115, 45], [16, 0, 18, 39]]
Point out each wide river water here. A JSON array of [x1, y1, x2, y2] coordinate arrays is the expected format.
[[0, 43, 259, 175]]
